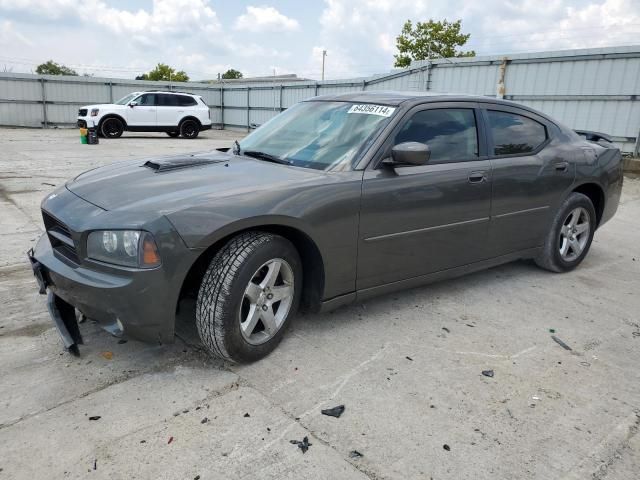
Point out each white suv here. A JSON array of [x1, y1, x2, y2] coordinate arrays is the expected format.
[[77, 91, 212, 139]]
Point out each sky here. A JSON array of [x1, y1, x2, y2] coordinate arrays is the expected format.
[[0, 0, 639, 81]]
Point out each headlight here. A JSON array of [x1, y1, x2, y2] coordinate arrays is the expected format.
[[87, 230, 160, 268], [90, 108, 99, 116]]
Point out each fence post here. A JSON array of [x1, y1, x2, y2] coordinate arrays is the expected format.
[[40, 78, 48, 129], [246, 87, 250, 131], [220, 86, 224, 129], [362, 80, 367, 91], [634, 128, 640, 157], [279, 85, 283, 111], [108, 81, 113, 103]]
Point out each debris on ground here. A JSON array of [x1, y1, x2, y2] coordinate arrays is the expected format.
[[168, 436, 174, 444], [88, 416, 101, 421], [406, 356, 413, 361], [290, 436, 312, 453], [194, 476, 200, 480], [549, 328, 556, 333], [465, 324, 475, 328], [349, 450, 364, 459], [551, 335, 572, 351], [93, 459, 97, 471], [321, 405, 345, 418], [442, 327, 450, 333], [201, 417, 209, 424], [481, 370, 494, 378], [243, 413, 250, 418], [117, 339, 127, 344], [443, 444, 451, 451], [100, 351, 114, 360]]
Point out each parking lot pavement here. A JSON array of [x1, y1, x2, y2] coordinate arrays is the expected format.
[[1, 127, 639, 479]]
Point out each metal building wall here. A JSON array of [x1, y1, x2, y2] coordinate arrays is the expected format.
[[0, 46, 638, 153]]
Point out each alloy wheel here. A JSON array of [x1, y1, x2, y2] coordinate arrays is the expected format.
[[558, 207, 590, 262], [239, 258, 294, 345]]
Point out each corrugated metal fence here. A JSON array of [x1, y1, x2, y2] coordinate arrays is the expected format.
[[1, 46, 639, 153]]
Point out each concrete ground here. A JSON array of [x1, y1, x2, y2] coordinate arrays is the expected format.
[[1, 127, 639, 480]]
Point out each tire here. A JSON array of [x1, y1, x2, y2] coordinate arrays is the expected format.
[[180, 119, 200, 139], [196, 232, 302, 363], [100, 117, 124, 138], [166, 131, 180, 138], [535, 192, 596, 273]]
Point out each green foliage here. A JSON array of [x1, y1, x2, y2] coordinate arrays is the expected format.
[[138, 63, 189, 82], [35, 60, 77, 76], [394, 19, 475, 68], [221, 69, 243, 80]]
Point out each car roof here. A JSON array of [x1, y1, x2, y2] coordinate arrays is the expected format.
[[139, 91, 197, 96], [308, 90, 529, 109]]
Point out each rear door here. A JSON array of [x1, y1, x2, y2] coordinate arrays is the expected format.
[[126, 93, 157, 126], [357, 102, 492, 290], [156, 94, 180, 127], [482, 105, 576, 256]]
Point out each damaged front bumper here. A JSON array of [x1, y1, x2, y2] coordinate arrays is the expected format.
[[28, 233, 180, 354]]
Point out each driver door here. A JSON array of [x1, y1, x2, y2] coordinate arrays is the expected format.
[[126, 93, 157, 126], [357, 103, 492, 290]]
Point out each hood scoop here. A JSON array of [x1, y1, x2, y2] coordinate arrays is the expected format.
[[143, 155, 226, 172]]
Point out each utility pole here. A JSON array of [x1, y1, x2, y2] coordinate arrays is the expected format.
[[321, 50, 327, 81]]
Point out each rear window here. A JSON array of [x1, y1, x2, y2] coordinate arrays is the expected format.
[[177, 95, 197, 107], [158, 94, 178, 107], [487, 110, 547, 156]]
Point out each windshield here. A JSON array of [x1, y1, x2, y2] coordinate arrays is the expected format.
[[114, 93, 140, 105], [238, 101, 396, 171]]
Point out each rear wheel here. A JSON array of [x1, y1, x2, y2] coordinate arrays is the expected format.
[[196, 232, 302, 363], [535, 192, 596, 272], [180, 119, 200, 139], [100, 117, 124, 138], [166, 131, 180, 138]]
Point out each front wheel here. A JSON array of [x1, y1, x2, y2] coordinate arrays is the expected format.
[[180, 120, 200, 139], [535, 192, 596, 272], [100, 117, 124, 138], [196, 232, 302, 363]]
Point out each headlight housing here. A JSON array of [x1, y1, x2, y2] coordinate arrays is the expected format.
[[90, 108, 99, 116], [86, 230, 161, 268]]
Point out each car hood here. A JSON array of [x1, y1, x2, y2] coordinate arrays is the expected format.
[[66, 150, 327, 213], [80, 104, 125, 110]]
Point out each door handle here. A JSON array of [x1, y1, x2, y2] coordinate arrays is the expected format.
[[468, 171, 486, 184], [554, 161, 569, 172]]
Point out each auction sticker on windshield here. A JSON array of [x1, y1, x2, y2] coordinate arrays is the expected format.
[[347, 104, 396, 117]]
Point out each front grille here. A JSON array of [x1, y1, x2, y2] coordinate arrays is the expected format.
[[78, 108, 88, 117], [42, 210, 79, 264]]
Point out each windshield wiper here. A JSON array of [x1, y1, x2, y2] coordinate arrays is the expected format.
[[242, 150, 291, 165]]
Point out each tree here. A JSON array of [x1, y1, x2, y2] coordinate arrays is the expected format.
[[35, 60, 77, 76], [138, 63, 189, 82], [394, 19, 475, 68], [221, 69, 243, 80]]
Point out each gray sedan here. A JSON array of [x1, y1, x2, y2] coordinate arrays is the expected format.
[[29, 92, 623, 362]]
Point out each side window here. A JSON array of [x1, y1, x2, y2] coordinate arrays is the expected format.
[[178, 95, 197, 107], [137, 94, 157, 106], [158, 94, 178, 107], [393, 108, 478, 162], [487, 110, 547, 155]]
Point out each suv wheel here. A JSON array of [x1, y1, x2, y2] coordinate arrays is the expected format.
[[535, 192, 596, 272], [100, 117, 124, 138], [180, 119, 200, 139], [196, 232, 302, 363], [166, 131, 180, 138]]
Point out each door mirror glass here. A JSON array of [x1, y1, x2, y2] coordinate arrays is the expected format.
[[129, 101, 138, 108], [390, 142, 431, 166]]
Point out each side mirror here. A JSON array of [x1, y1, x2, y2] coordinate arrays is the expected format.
[[129, 101, 138, 108], [388, 142, 431, 166]]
